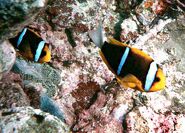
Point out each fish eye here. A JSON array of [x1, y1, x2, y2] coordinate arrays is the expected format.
[[41, 51, 47, 57], [155, 77, 160, 82]]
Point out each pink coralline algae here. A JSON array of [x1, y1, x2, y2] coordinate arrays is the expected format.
[[1, 0, 185, 132], [0, 72, 30, 109], [126, 106, 185, 133], [72, 91, 123, 132]]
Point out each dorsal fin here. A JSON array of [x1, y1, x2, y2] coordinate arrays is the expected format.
[[88, 25, 104, 49]]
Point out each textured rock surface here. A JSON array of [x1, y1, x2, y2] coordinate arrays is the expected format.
[[126, 107, 185, 132], [0, 40, 16, 80], [12, 58, 61, 97], [0, 107, 70, 133], [0, 0, 185, 132], [0, 0, 48, 41], [166, 18, 185, 73], [0, 72, 30, 109]]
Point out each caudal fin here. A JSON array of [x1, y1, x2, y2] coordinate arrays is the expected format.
[[88, 25, 105, 49]]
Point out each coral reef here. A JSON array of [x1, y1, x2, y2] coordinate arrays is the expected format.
[[0, 0, 185, 132], [0, 107, 70, 133], [0, 41, 16, 80], [12, 58, 61, 97], [0, 72, 30, 109], [126, 107, 185, 132], [0, 0, 48, 41]]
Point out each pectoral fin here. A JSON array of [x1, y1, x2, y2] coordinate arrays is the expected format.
[[116, 74, 144, 91]]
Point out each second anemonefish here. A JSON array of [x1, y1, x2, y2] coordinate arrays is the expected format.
[[9, 27, 51, 63], [88, 25, 166, 92]]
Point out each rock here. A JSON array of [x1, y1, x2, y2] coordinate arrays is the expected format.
[[0, 40, 16, 80], [0, 72, 30, 109], [72, 91, 123, 132], [32, 1, 184, 132], [71, 82, 101, 114], [39, 0, 117, 33], [0, 107, 70, 133], [166, 18, 185, 72], [12, 58, 61, 97], [125, 106, 185, 132], [0, 69, 58, 120], [122, 16, 185, 131], [1, 0, 185, 132], [0, 0, 48, 41], [24, 82, 42, 109], [10, 58, 66, 121]]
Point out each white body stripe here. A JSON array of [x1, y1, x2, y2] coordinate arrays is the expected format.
[[117, 47, 130, 75], [17, 28, 27, 47], [34, 41, 45, 62], [144, 61, 158, 91]]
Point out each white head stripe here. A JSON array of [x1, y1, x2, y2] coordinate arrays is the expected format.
[[34, 41, 45, 62], [17, 28, 27, 47], [144, 61, 158, 91]]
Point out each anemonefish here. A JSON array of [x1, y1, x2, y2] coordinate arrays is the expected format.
[[9, 27, 51, 63], [88, 25, 166, 92]]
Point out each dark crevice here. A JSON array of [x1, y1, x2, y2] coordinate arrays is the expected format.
[[33, 114, 45, 123], [65, 28, 77, 47], [1, 111, 16, 116], [77, 0, 87, 3], [88, 91, 99, 108], [113, 12, 130, 41]]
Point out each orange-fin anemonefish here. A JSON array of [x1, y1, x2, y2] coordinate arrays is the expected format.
[[88, 25, 166, 92], [9, 27, 51, 63]]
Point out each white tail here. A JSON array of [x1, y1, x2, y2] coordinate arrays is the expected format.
[[88, 25, 104, 49]]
